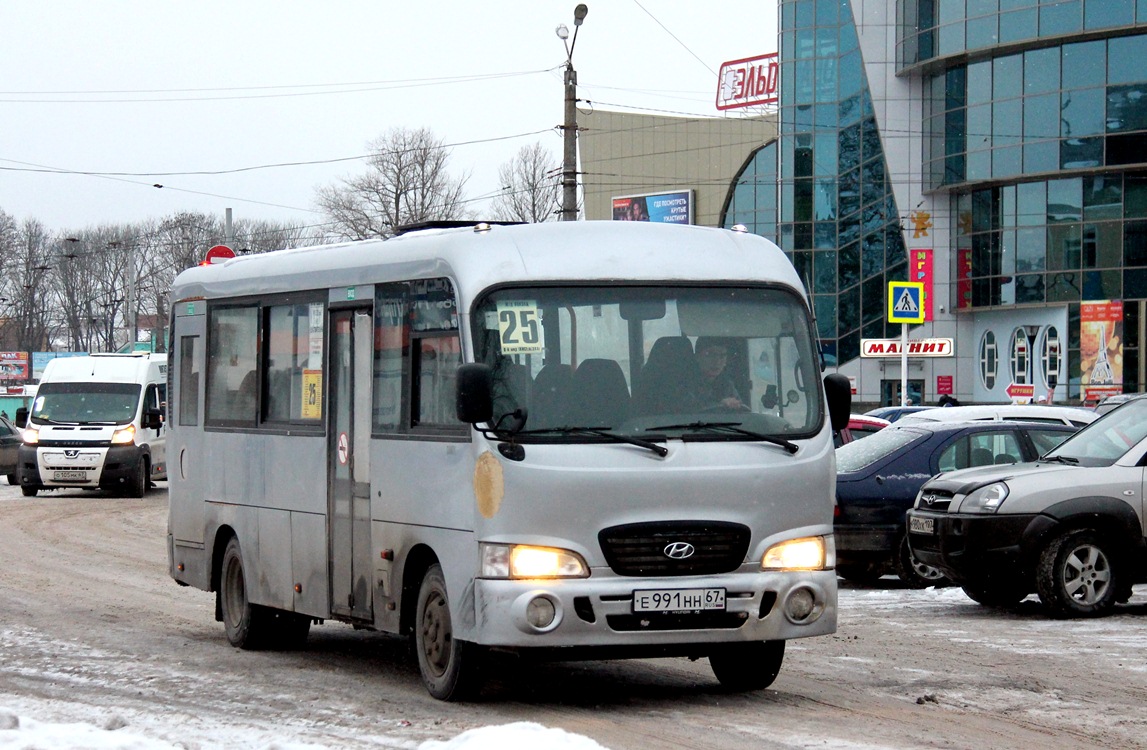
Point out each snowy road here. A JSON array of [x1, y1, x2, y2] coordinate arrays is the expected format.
[[1, 482, 1146, 749]]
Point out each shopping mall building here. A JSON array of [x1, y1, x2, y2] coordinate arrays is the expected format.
[[582, 0, 1147, 406]]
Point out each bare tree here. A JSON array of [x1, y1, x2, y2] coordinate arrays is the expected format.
[[490, 142, 560, 223], [316, 127, 470, 240], [2, 218, 57, 353]]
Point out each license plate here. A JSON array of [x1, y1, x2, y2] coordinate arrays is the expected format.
[[633, 588, 726, 613], [909, 516, 934, 535], [53, 470, 87, 481]]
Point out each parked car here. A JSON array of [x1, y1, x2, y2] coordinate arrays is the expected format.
[[834, 413, 891, 447], [863, 405, 936, 423], [907, 396, 1147, 617], [1094, 392, 1146, 415], [0, 415, 19, 485], [835, 419, 1079, 587], [898, 404, 1096, 427]]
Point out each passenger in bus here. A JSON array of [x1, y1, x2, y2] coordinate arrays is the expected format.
[[695, 337, 746, 410]]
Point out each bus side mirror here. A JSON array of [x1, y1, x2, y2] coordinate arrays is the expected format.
[[823, 373, 851, 433], [15, 407, 28, 427], [455, 364, 494, 424]]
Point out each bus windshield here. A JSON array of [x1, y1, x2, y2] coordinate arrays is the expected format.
[[31, 382, 142, 425], [473, 285, 823, 440]]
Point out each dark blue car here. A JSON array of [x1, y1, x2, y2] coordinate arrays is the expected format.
[[834, 420, 1078, 587]]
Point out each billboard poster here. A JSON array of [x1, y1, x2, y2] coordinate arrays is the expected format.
[[911, 249, 934, 321], [0, 352, 30, 381], [1080, 300, 1123, 402], [611, 190, 693, 224]]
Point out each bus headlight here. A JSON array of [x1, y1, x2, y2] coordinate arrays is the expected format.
[[22, 426, 39, 445], [762, 535, 834, 571], [481, 543, 589, 579], [111, 424, 137, 445]]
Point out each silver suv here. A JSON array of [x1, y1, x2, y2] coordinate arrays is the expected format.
[[906, 397, 1147, 617]]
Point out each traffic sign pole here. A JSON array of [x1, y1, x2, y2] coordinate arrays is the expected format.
[[901, 323, 908, 406]]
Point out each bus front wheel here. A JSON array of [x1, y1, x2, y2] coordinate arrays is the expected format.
[[219, 537, 271, 649], [414, 564, 484, 701], [709, 640, 785, 691]]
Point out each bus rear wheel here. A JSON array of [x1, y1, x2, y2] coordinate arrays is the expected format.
[[219, 537, 272, 649], [415, 563, 484, 701], [709, 640, 785, 691]]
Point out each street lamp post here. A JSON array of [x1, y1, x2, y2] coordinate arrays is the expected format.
[[557, 4, 588, 222]]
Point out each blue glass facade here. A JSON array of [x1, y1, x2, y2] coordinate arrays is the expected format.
[[772, 0, 908, 366]]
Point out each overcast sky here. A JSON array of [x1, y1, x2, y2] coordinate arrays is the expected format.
[[0, 1, 776, 235]]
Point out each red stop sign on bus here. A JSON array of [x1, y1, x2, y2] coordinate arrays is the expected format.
[[205, 245, 236, 264]]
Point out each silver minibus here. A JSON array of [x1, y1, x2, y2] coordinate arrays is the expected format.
[[166, 220, 849, 700]]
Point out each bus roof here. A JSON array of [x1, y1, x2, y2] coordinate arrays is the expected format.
[[171, 222, 805, 307]]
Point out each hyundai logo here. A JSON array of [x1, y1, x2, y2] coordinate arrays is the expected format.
[[923, 494, 937, 506], [663, 542, 695, 560]]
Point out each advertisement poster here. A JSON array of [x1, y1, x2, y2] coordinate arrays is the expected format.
[[0, 352, 30, 381], [911, 249, 934, 321], [611, 190, 693, 224], [1080, 300, 1123, 402]]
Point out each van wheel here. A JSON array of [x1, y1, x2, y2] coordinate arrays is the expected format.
[[219, 537, 271, 649], [415, 563, 484, 701], [710, 640, 785, 691], [20, 484, 38, 497], [895, 535, 949, 588], [6, 473, 16, 486], [1036, 529, 1118, 618], [127, 457, 148, 498]]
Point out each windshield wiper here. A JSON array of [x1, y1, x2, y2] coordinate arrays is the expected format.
[[517, 426, 668, 457], [1041, 454, 1079, 465], [646, 421, 799, 454]]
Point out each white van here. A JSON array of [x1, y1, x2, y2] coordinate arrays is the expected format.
[[16, 353, 167, 497]]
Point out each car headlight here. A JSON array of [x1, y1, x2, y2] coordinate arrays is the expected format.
[[111, 425, 136, 445], [22, 426, 39, 445], [480, 543, 589, 579], [961, 482, 1009, 513], [762, 535, 834, 571]]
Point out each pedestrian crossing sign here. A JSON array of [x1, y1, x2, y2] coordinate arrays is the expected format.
[[888, 281, 925, 324]]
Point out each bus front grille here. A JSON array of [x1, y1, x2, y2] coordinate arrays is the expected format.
[[598, 521, 751, 577]]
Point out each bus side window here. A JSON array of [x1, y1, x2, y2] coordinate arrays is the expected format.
[[413, 335, 463, 427]]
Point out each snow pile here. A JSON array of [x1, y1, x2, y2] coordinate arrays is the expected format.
[[0, 711, 610, 750]]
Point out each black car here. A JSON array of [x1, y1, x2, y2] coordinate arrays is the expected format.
[[834, 420, 1078, 587], [0, 415, 20, 484]]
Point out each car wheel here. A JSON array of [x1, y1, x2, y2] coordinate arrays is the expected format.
[[710, 640, 785, 691], [6, 473, 16, 486], [1036, 529, 1119, 618], [836, 562, 886, 585], [961, 581, 1028, 608], [895, 534, 949, 588], [219, 537, 272, 649], [415, 563, 484, 701]]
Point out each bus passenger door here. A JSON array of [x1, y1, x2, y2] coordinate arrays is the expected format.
[[328, 308, 373, 622]]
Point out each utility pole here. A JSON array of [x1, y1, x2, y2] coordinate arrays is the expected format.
[[558, 4, 588, 221]]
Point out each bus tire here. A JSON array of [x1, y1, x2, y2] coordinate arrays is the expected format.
[[219, 537, 271, 649], [415, 563, 484, 701], [126, 457, 148, 498], [709, 640, 785, 691]]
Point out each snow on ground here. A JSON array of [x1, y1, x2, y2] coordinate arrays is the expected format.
[[0, 713, 609, 750]]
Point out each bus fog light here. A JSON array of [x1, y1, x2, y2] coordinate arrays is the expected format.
[[783, 586, 824, 624], [511, 592, 564, 634], [526, 596, 556, 628]]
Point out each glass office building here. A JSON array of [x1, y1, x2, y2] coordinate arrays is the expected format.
[[728, 0, 1147, 403]]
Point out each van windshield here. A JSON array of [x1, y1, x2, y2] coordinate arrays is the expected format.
[[472, 284, 823, 440], [31, 382, 142, 425]]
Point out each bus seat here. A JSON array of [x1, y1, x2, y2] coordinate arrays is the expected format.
[[491, 356, 531, 426], [234, 370, 257, 417], [530, 363, 573, 429], [633, 336, 702, 416], [570, 359, 631, 428]]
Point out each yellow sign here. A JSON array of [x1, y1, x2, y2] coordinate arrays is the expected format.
[[301, 370, 323, 419], [888, 282, 925, 324]]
